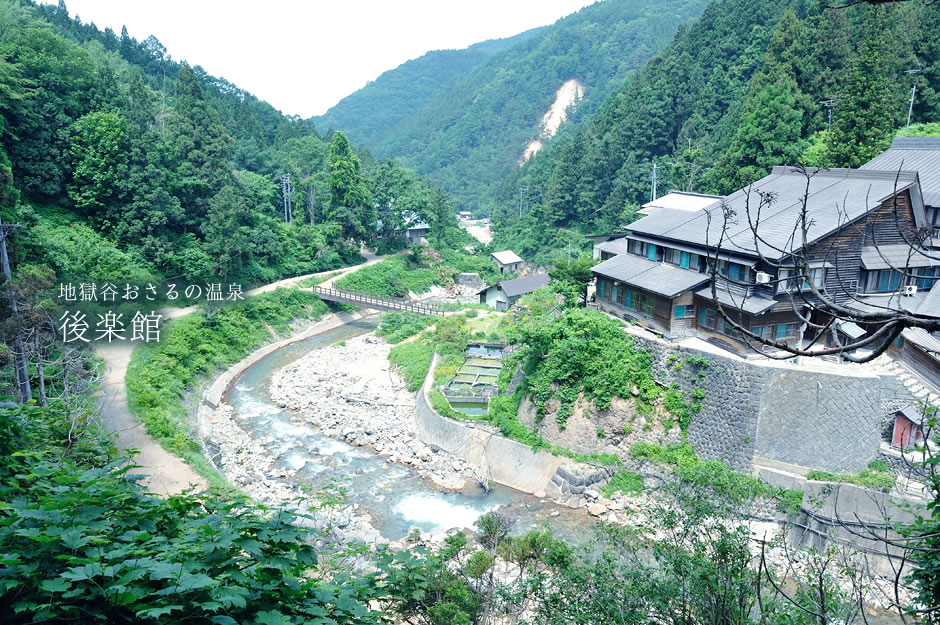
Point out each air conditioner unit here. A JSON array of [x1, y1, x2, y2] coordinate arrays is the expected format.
[[904, 285, 918, 296], [755, 271, 772, 285]]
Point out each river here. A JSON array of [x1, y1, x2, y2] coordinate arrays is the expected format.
[[223, 316, 593, 542]]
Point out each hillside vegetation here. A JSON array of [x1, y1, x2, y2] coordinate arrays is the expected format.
[[313, 28, 541, 147], [322, 0, 711, 213], [492, 0, 940, 262], [0, 0, 463, 288]]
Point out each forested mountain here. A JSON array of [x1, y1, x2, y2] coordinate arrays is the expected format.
[[317, 0, 711, 213], [312, 28, 541, 148], [0, 0, 466, 288], [491, 0, 940, 262]]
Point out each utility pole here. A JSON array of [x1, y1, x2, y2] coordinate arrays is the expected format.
[[0, 218, 31, 403], [820, 99, 835, 135], [650, 163, 657, 202], [308, 182, 316, 225], [904, 68, 922, 136], [281, 173, 293, 224], [518, 186, 528, 218]]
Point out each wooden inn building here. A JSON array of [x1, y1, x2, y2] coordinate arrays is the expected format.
[[591, 138, 940, 356]]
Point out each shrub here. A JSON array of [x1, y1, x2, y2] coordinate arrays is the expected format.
[[377, 310, 433, 343], [388, 340, 434, 391], [602, 470, 644, 497]]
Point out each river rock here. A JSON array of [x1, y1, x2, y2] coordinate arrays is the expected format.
[[588, 503, 608, 517]]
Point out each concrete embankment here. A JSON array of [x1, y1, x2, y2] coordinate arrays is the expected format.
[[414, 352, 561, 495]]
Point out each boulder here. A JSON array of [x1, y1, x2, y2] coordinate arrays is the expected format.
[[588, 503, 608, 517]]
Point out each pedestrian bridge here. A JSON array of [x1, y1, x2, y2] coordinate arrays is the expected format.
[[313, 286, 447, 316]]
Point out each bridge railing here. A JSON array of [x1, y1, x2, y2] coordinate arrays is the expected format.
[[313, 285, 447, 316]]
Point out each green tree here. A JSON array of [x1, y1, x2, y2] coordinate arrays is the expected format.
[[549, 255, 596, 306], [1, 25, 95, 201], [326, 131, 374, 240], [164, 63, 233, 229], [203, 185, 254, 277], [826, 7, 901, 167], [709, 77, 807, 193], [67, 111, 130, 219]]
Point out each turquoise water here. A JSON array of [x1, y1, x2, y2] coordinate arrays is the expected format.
[[222, 317, 593, 542]]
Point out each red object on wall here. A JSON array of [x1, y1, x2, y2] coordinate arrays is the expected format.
[[892, 412, 925, 450]]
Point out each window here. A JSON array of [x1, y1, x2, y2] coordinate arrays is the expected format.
[[915, 267, 936, 290], [647, 244, 658, 261], [623, 289, 632, 308], [609, 284, 617, 302], [927, 206, 940, 227], [628, 239, 645, 256], [597, 280, 606, 299], [719, 318, 744, 340], [878, 270, 901, 292], [778, 267, 826, 292], [640, 294, 654, 316], [680, 251, 691, 269], [753, 326, 771, 340], [617, 285, 627, 306], [674, 304, 695, 319], [774, 323, 798, 340], [698, 307, 717, 330]]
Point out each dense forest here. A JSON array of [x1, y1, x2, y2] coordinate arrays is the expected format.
[[490, 0, 940, 261], [0, 0, 468, 289], [318, 0, 712, 214], [312, 28, 541, 149]]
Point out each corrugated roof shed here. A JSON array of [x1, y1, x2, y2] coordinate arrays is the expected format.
[[593, 254, 709, 298], [499, 273, 550, 297], [627, 167, 922, 260], [491, 250, 523, 265], [639, 191, 722, 215], [862, 137, 940, 207], [902, 327, 940, 354], [595, 238, 629, 255]]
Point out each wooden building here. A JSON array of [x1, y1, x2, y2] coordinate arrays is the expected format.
[[591, 163, 937, 353], [478, 273, 550, 310]]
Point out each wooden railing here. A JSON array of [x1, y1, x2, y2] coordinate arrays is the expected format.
[[313, 285, 447, 316]]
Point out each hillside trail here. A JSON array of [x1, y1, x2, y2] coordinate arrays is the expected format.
[[95, 251, 383, 496]]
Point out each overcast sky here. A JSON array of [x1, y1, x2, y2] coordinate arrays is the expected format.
[[43, 0, 597, 118]]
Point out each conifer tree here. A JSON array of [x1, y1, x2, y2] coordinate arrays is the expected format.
[[165, 64, 233, 229], [326, 131, 374, 241], [826, 7, 900, 167]]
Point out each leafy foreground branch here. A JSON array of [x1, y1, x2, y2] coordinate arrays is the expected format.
[[0, 399, 933, 624]]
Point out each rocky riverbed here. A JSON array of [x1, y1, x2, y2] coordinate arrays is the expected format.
[[269, 333, 485, 491]]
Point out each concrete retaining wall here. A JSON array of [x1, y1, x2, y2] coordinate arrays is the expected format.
[[414, 353, 560, 495]]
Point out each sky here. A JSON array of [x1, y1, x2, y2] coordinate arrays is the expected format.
[[43, 0, 598, 118]]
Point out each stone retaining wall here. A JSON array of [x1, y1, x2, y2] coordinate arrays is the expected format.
[[627, 331, 915, 474]]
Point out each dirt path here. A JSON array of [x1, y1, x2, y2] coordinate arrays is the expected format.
[[95, 252, 384, 496]]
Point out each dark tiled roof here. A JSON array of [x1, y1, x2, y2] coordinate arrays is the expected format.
[[863, 138, 940, 207], [627, 167, 921, 260], [498, 273, 550, 297], [693, 286, 776, 315], [592, 254, 709, 298], [859, 244, 940, 270], [595, 238, 629, 255]]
